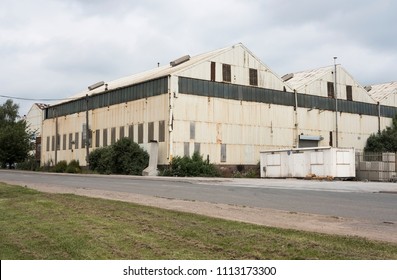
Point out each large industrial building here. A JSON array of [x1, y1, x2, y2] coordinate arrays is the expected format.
[[39, 43, 397, 168]]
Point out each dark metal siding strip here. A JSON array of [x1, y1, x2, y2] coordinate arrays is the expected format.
[[178, 77, 389, 118], [45, 77, 168, 119]]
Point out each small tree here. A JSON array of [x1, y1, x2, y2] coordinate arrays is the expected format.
[[88, 138, 149, 175], [0, 100, 32, 168], [111, 138, 149, 175]]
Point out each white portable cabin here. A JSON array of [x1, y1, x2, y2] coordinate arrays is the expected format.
[[260, 147, 355, 179]]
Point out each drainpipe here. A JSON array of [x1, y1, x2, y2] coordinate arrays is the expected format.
[[377, 102, 381, 134], [54, 108, 58, 165], [294, 89, 299, 148], [334, 57, 338, 147], [168, 75, 174, 162], [85, 94, 90, 169]]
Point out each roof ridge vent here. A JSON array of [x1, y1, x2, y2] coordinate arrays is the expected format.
[[364, 85, 372, 92], [282, 73, 294, 82], [88, 81, 105, 91], [170, 55, 190, 67]]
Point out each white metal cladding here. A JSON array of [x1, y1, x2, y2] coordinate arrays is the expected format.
[[285, 65, 377, 104], [41, 94, 170, 166], [367, 81, 397, 107], [39, 43, 397, 167]]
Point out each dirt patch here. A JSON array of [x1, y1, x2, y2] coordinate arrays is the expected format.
[[13, 181, 396, 244]]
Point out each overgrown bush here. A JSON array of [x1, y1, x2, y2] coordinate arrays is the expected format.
[[16, 155, 40, 171], [365, 114, 397, 152], [65, 160, 82, 173], [160, 152, 219, 177], [53, 160, 68, 173], [88, 147, 112, 174], [88, 138, 149, 175]]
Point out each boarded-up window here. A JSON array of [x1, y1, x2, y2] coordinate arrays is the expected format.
[[184, 142, 190, 157], [95, 130, 100, 147], [190, 122, 195, 140], [119, 126, 125, 139], [103, 129, 107, 147], [129, 125, 134, 142], [210, 62, 216, 82], [249, 68, 258, 86], [56, 134, 60, 150], [327, 82, 335, 98], [75, 132, 79, 149], [51, 136, 55, 151], [82, 131, 86, 149], [46, 136, 50, 152], [159, 121, 165, 142], [68, 133, 73, 150], [148, 122, 154, 142], [221, 144, 227, 162], [111, 127, 116, 144], [346, 85, 353, 101], [194, 143, 200, 154], [138, 123, 143, 144], [329, 131, 333, 147], [62, 134, 66, 150], [222, 64, 231, 82]]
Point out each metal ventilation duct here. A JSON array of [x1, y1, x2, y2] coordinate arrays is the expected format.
[[170, 55, 190, 67], [88, 81, 105, 91]]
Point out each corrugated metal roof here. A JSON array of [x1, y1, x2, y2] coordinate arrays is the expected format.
[[283, 65, 334, 91], [53, 44, 238, 105], [366, 81, 397, 102]]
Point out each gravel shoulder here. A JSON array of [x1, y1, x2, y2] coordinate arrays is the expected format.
[[11, 180, 397, 244]]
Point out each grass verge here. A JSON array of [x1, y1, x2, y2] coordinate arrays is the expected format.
[[1, 182, 396, 260]]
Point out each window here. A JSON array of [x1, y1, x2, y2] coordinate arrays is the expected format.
[[190, 122, 195, 140], [129, 125, 134, 141], [69, 133, 73, 150], [75, 132, 79, 149], [51, 136, 55, 151], [95, 129, 100, 147], [111, 127, 116, 144], [159, 121, 165, 142], [119, 126, 125, 139], [82, 124, 92, 148], [103, 129, 107, 147], [346, 85, 353, 101], [148, 122, 154, 142], [329, 131, 333, 147], [63, 134, 66, 150], [184, 142, 190, 157], [327, 82, 335, 98], [46, 136, 50, 152], [221, 144, 227, 162], [210, 62, 216, 81], [194, 143, 200, 154], [56, 134, 60, 150], [82, 132, 85, 149], [222, 64, 231, 82], [249, 68, 258, 86], [138, 123, 143, 144]]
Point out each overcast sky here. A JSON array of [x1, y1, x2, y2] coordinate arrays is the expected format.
[[1, 0, 396, 115]]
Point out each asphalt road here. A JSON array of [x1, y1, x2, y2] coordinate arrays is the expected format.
[[1, 170, 396, 224]]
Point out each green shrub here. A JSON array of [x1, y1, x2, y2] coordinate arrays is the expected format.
[[88, 138, 149, 175], [110, 138, 149, 175], [53, 160, 68, 173], [160, 152, 219, 177], [16, 155, 40, 171], [88, 147, 112, 174], [66, 160, 82, 173]]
